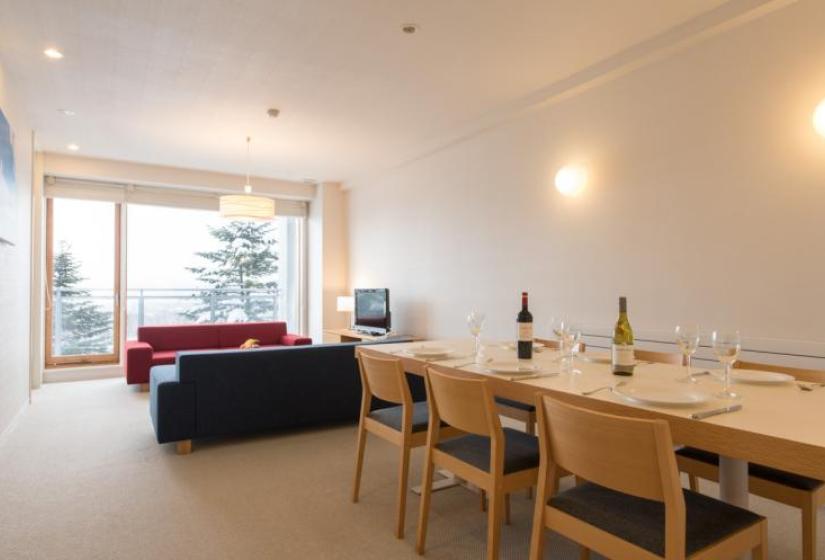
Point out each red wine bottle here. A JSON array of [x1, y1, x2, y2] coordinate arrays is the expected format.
[[517, 292, 533, 360]]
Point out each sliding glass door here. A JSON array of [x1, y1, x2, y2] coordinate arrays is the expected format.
[[45, 198, 120, 366]]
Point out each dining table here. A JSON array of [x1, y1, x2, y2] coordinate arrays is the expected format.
[[356, 338, 825, 521]]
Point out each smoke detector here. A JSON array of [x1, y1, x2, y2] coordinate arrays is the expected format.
[[401, 24, 418, 35], [267, 108, 280, 119]]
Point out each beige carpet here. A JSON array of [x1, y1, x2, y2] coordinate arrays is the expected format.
[[0, 379, 819, 559]]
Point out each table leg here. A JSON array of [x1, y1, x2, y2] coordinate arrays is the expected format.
[[719, 456, 750, 560], [412, 469, 477, 495]]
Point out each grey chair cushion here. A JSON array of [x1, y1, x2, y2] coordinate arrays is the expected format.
[[676, 447, 824, 491], [494, 397, 535, 412], [369, 401, 431, 433], [550, 483, 763, 557], [435, 428, 539, 474]]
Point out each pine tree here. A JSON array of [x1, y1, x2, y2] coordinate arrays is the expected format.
[[183, 221, 279, 323], [52, 242, 113, 355]]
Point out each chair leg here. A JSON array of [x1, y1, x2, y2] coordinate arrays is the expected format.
[[480, 489, 487, 512], [504, 493, 511, 525], [753, 520, 768, 560], [802, 497, 817, 560], [415, 449, 436, 555], [526, 415, 536, 499], [579, 546, 591, 560], [486, 488, 505, 560], [396, 445, 411, 539], [352, 424, 367, 503], [688, 474, 699, 492]]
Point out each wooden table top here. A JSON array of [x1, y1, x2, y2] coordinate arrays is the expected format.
[[358, 339, 825, 481]]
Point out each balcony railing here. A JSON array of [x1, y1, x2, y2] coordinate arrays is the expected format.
[[51, 288, 282, 353]]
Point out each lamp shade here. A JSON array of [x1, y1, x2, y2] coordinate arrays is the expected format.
[[337, 296, 354, 312], [219, 194, 275, 220]]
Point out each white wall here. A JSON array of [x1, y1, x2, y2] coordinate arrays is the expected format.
[[307, 182, 350, 343], [348, 0, 825, 367], [0, 60, 33, 436]]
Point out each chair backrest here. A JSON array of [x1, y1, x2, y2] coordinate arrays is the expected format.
[[735, 360, 825, 383], [538, 396, 683, 505], [635, 348, 684, 365], [424, 367, 500, 437], [534, 338, 586, 353], [357, 353, 411, 406]]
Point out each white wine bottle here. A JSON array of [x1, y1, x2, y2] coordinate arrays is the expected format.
[[517, 292, 533, 360], [611, 296, 635, 376]]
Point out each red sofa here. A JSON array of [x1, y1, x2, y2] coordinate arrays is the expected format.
[[125, 322, 311, 386]]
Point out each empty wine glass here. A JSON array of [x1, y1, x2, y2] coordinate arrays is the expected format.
[[712, 330, 741, 399], [467, 311, 486, 359], [559, 322, 582, 375], [675, 325, 701, 383]]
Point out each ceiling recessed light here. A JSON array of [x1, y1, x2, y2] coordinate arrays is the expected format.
[[401, 24, 418, 35], [58, 109, 76, 116], [67, 143, 79, 151], [44, 48, 64, 60]]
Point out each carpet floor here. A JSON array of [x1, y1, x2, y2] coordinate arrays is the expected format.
[[0, 378, 819, 559]]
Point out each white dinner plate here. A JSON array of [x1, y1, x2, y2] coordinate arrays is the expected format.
[[613, 385, 710, 408], [731, 369, 795, 385], [406, 345, 454, 359], [484, 361, 539, 375]]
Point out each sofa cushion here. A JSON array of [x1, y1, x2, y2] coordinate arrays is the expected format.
[[151, 350, 178, 366], [218, 322, 287, 347], [139, 324, 220, 351]]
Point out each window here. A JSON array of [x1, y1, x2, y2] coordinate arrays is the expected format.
[[126, 204, 303, 338], [46, 198, 120, 366]]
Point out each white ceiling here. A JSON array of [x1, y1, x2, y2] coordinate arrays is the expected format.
[[0, 0, 728, 185]]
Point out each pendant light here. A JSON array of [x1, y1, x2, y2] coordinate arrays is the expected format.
[[219, 136, 275, 220]]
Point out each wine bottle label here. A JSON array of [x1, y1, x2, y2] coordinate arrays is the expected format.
[[612, 344, 635, 366], [518, 323, 533, 341]]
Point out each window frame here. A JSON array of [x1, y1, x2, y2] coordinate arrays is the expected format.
[[44, 197, 122, 367]]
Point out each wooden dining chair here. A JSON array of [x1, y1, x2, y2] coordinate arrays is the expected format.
[[530, 396, 767, 560], [495, 338, 586, 439], [416, 367, 540, 560], [634, 348, 686, 365], [677, 360, 825, 560], [352, 353, 460, 539]]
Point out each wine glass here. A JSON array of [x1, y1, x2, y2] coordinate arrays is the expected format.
[[675, 325, 701, 383], [467, 311, 486, 359], [558, 321, 582, 375], [712, 330, 741, 399]]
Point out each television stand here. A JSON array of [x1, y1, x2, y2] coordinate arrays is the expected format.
[[323, 328, 419, 344]]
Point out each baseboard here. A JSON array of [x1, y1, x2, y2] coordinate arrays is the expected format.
[[43, 364, 123, 384], [0, 401, 28, 448]]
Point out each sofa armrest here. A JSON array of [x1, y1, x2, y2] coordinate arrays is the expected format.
[[125, 341, 154, 385], [150, 365, 196, 444], [281, 334, 312, 346]]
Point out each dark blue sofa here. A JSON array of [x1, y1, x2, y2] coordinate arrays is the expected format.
[[149, 341, 423, 447]]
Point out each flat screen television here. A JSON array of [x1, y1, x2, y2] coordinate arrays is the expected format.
[[354, 288, 391, 334]]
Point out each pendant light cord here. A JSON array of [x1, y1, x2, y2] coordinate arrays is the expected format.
[[245, 136, 252, 191]]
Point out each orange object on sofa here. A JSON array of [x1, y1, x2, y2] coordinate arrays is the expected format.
[[125, 322, 311, 385]]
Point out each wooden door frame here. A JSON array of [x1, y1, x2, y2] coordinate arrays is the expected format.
[[45, 198, 122, 368]]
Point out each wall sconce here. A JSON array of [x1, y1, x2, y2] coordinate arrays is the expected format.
[[554, 165, 588, 196], [814, 99, 825, 138]]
